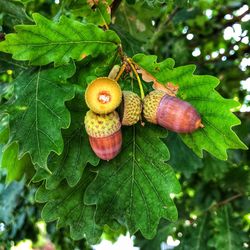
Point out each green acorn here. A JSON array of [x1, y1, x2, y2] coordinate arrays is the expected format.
[[120, 91, 142, 126]]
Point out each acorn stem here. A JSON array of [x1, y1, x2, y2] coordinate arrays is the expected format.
[[126, 58, 145, 100], [108, 65, 120, 79], [200, 123, 205, 128], [115, 63, 126, 81]]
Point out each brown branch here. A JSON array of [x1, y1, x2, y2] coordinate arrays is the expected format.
[[204, 8, 250, 40], [111, 0, 123, 17], [146, 7, 179, 49], [0, 33, 5, 41], [179, 192, 245, 228], [164, 7, 179, 26], [182, 7, 249, 50], [190, 45, 250, 66], [215, 193, 243, 207], [206, 193, 244, 212], [224, 8, 249, 27]]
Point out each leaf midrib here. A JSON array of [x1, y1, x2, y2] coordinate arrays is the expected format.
[[225, 207, 232, 250], [194, 214, 207, 250], [129, 126, 136, 228], [7, 40, 117, 47], [35, 68, 41, 158], [129, 126, 170, 232]]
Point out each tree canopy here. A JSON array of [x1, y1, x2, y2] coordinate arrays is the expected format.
[[0, 0, 249, 249]]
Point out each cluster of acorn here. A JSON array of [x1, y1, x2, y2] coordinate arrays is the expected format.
[[84, 77, 202, 161]]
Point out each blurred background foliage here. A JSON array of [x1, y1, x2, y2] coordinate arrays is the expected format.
[[0, 0, 249, 249]]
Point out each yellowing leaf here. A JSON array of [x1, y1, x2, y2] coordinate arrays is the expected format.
[[137, 67, 178, 96]]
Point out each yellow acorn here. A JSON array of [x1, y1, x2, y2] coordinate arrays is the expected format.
[[85, 77, 122, 114]]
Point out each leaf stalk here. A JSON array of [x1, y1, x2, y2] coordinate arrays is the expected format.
[[115, 63, 126, 81], [126, 58, 145, 100]]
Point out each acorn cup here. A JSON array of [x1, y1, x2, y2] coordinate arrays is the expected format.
[[84, 110, 122, 160], [143, 90, 203, 133], [85, 77, 122, 114], [120, 91, 142, 126]]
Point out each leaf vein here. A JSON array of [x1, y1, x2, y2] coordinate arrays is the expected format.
[[134, 179, 151, 232], [37, 98, 61, 120]]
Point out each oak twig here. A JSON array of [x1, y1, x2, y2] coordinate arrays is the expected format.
[[147, 7, 179, 49], [111, 0, 123, 17]]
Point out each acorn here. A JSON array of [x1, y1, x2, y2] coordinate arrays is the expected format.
[[120, 91, 142, 126], [84, 110, 122, 160], [143, 90, 203, 133], [85, 77, 122, 114]]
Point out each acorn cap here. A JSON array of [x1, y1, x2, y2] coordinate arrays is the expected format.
[[121, 91, 142, 126], [84, 110, 121, 138], [143, 90, 165, 124], [85, 77, 122, 114]]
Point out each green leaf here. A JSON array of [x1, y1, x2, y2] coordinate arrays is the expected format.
[[6, 64, 75, 170], [0, 0, 32, 26], [1, 142, 34, 183], [176, 214, 209, 250], [85, 124, 181, 239], [31, 167, 49, 183], [0, 115, 9, 144], [165, 132, 203, 178], [222, 166, 250, 194], [202, 154, 231, 181], [133, 54, 247, 160], [0, 13, 120, 66], [208, 206, 247, 250], [173, 8, 200, 24], [0, 52, 28, 75], [35, 168, 102, 244], [41, 91, 100, 189], [76, 53, 119, 88], [126, 0, 136, 4], [111, 24, 143, 57], [102, 224, 127, 243], [69, 0, 112, 27], [115, 2, 157, 43]]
